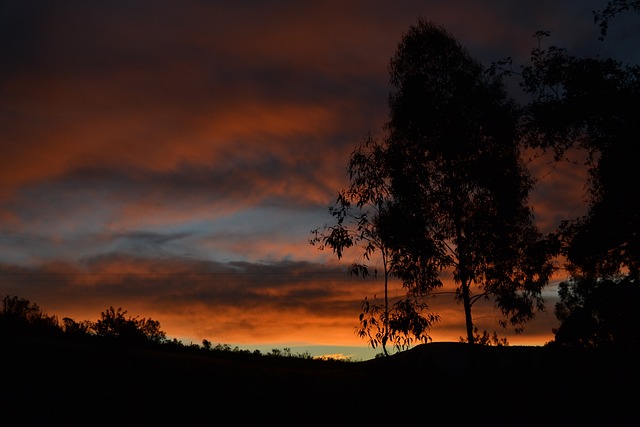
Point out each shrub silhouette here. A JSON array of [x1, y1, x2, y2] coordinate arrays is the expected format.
[[92, 306, 166, 345], [553, 277, 640, 349], [0, 295, 60, 338], [0, 294, 323, 360]]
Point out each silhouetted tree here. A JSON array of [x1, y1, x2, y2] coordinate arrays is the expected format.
[[92, 306, 166, 344], [311, 135, 439, 355], [514, 33, 640, 280], [489, 7, 640, 347], [315, 20, 555, 348], [552, 276, 640, 348], [136, 317, 166, 343], [382, 20, 555, 344], [0, 295, 60, 336], [61, 317, 93, 338]]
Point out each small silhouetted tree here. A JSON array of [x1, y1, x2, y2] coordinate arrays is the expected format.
[[62, 317, 93, 338], [0, 295, 60, 337], [92, 306, 166, 345], [136, 317, 166, 343], [311, 135, 439, 356], [92, 306, 128, 337]]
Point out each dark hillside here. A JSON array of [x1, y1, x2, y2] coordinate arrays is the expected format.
[[2, 336, 637, 424], [369, 342, 638, 424], [2, 334, 371, 424]]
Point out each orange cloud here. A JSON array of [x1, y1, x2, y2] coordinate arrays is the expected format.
[[527, 147, 590, 234]]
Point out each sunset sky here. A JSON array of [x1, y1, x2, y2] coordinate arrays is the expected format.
[[2, 0, 638, 360]]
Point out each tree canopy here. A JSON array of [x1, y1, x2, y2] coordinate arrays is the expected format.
[[489, 1, 640, 348], [314, 20, 556, 349], [553, 277, 640, 348], [516, 34, 640, 280], [385, 21, 555, 344], [93, 306, 167, 344]]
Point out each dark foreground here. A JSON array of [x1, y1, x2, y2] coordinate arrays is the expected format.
[[2, 336, 637, 425]]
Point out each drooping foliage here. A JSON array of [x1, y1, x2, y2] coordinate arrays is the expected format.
[[311, 135, 439, 355]]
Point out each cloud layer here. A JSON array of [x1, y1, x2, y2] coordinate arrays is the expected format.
[[2, 0, 637, 356]]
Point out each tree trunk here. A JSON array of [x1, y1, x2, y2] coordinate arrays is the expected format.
[[382, 250, 390, 357], [461, 278, 474, 345]]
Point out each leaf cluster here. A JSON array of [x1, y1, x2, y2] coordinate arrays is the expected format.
[[593, 0, 640, 39], [355, 295, 440, 353], [515, 29, 640, 280], [553, 276, 640, 349], [92, 306, 166, 344]]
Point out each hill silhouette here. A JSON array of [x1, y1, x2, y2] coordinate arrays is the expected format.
[[2, 334, 636, 424]]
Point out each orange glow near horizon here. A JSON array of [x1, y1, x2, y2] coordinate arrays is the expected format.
[[2, 255, 562, 360]]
